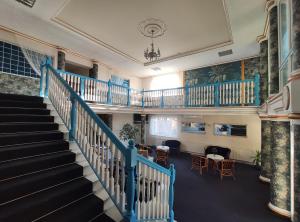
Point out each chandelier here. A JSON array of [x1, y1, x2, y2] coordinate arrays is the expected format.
[[144, 30, 160, 61], [138, 18, 167, 62]]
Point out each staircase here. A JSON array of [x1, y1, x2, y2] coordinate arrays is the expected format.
[[0, 93, 115, 222]]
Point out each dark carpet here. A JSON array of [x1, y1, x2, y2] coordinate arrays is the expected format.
[[168, 153, 291, 222]]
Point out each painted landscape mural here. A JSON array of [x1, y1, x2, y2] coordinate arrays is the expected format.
[[184, 57, 260, 86]]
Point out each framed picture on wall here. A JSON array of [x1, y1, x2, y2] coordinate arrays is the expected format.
[[181, 122, 205, 134], [214, 124, 247, 137]]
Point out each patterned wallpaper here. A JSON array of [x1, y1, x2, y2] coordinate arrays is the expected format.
[[184, 57, 260, 86]]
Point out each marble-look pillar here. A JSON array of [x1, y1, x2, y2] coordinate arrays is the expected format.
[[259, 120, 272, 182], [269, 121, 291, 217], [269, 6, 279, 95], [292, 0, 300, 71], [259, 40, 269, 104], [89, 63, 98, 79], [140, 115, 146, 144], [57, 51, 66, 71], [292, 121, 300, 222]]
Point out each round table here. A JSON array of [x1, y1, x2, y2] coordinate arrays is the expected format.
[[156, 145, 170, 152], [206, 154, 224, 161], [206, 154, 224, 172]]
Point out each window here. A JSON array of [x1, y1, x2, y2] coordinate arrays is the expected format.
[[0, 41, 40, 78], [278, 0, 292, 88], [111, 75, 130, 87], [149, 116, 179, 138]]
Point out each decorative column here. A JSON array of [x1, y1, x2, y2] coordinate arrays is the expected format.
[[57, 50, 66, 71], [259, 39, 269, 104], [292, 0, 300, 72], [291, 119, 300, 222], [291, 1, 300, 221], [89, 62, 98, 79], [269, 120, 291, 218], [140, 114, 146, 144], [268, 3, 279, 95], [259, 119, 272, 182]]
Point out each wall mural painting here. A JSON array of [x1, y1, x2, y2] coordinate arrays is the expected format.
[[184, 57, 260, 86]]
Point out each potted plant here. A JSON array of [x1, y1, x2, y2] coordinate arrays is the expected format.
[[119, 123, 139, 142], [251, 150, 261, 170]]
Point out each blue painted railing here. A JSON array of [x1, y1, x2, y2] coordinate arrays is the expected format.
[[40, 59, 175, 222], [57, 69, 261, 108]]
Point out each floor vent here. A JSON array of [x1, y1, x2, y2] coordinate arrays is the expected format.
[[15, 0, 36, 8], [218, 49, 233, 57]]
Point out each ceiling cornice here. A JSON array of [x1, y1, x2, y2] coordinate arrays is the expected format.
[[256, 0, 273, 43], [0, 25, 108, 67]]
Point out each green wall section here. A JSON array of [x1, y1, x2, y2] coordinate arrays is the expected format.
[[294, 124, 300, 222], [184, 57, 260, 86], [270, 121, 290, 211], [259, 40, 269, 104], [269, 6, 279, 94], [0, 72, 39, 96], [260, 120, 272, 180]]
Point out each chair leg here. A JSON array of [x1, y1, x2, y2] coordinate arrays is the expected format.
[[200, 167, 202, 175]]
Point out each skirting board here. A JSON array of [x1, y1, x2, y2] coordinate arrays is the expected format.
[[259, 175, 271, 183], [268, 202, 291, 218]]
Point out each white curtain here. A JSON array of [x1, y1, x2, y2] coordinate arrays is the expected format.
[[149, 115, 179, 138]]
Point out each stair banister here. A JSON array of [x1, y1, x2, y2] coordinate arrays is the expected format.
[[40, 59, 175, 222], [254, 74, 260, 106]]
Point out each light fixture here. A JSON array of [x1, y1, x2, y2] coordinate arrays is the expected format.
[[144, 30, 161, 62], [138, 18, 167, 62], [15, 0, 36, 8]]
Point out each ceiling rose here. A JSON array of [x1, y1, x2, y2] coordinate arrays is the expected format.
[[138, 18, 167, 38]]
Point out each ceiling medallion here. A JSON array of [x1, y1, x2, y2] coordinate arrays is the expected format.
[[138, 18, 167, 62]]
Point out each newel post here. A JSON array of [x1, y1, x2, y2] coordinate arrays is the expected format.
[[127, 87, 131, 107], [254, 74, 261, 106], [125, 140, 137, 222], [80, 78, 85, 100], [107, 80, 112, 105], [141, 89, 145, 108], [169, 164, 176, 222], [69, 95, 77, 141], [184, 83, 189, 107], [160, 90, 164, 108], [214, 82, 220, 107], [44, 57, 52, 98], [39, 64, 45, 97]]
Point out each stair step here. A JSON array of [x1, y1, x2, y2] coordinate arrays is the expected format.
[[0, 151, 76, 180], [0, 163, 83, 204], [0, 93, 43, 103], [0, 114, 54, 123], [0, 107, 50, 115], [91, 213, 116, 222], [0, 100, 46, 108], [0, 140, 69, 162], [0, 131, 64, 146], [0, 122, 59, 133], [38, 194, 104, 222], [0, 178, 93, 221]]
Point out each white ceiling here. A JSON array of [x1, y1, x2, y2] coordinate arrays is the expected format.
[[55, 0, 232, 63], [0, 0, 266, 77]]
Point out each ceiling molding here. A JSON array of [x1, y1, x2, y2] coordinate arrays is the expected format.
[[256, 0, 271, 43], [0, 25, 109, 67], [51, 17, 142, 64], [265, 0, 278, 12], [144, 40, 233, 66], [51, 0, 233, 66]]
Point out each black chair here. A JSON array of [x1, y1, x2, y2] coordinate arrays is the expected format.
[[204, 146, 231, 159], [162, 140, 181, 155]]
